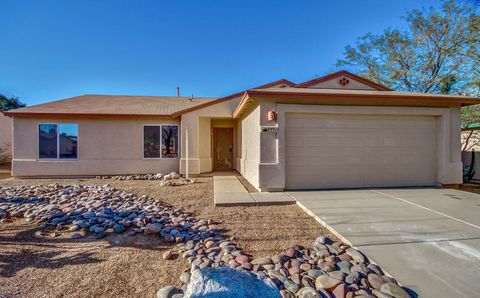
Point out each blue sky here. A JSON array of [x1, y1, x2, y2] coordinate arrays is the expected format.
[[0, 0, 442, 106]]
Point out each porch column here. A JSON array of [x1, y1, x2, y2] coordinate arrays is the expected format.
[[179, 114, 201, 175]]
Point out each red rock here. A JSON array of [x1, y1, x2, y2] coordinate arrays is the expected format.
[[331, 283, 349, 298], [235, 255, 249, 264], [228, 260, 240, 268], [337, 253, 352, 262], [286, 247, 296, 258]]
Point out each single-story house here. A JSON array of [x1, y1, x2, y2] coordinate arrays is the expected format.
[[3, 70, 479, 191]]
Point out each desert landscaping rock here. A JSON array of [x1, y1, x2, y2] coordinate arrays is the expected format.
[[315, 275, 342, 290], [379, 282, 412, 298], [183, 267, 280, 298], [345, 248, 366, 263], [157, 285, 183, 298], [180, 272, 191, 284], [95, 172, 196, 187], [296, 286, 321, 298], [0, 184, 215, 245], [162, 250, 177, 260], [0, 184, 411, 298], [251, 257, 273, 266], [367, 273, 387, 290]]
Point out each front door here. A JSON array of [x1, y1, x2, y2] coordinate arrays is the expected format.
[[213, 128, 234, 171]]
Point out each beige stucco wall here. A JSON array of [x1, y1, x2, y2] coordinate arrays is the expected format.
[[238, 102, 463, 191], [238, 104, 261, 188], [12, 117, 180, 176], [0, 113, 12, 162], [235, 119, 242, 173]]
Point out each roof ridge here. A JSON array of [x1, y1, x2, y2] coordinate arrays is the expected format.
[[82, 94, 216, 99]]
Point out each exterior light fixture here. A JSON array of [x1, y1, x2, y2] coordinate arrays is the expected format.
[[267, 111, 277, 121]]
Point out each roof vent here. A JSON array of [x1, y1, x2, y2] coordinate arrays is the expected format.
[[338, 77, 350, 87], [176, 86, 180, 97]]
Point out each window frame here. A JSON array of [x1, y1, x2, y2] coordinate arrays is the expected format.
[[142, 124, 180, 159], [38, 123, 79, 161]]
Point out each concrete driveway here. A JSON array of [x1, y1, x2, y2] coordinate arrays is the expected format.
[[288, 188, 480, 298]]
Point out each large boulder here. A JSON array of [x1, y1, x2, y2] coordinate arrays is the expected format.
[[183, 267, 280, 298]]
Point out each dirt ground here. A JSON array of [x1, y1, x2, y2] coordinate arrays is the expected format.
[[0, 177, 328, 298], [460, 182, 480, 195], [0, 163, 11, 180]]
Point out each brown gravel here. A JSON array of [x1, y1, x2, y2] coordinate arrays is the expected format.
[[0, 177, 329, 298]]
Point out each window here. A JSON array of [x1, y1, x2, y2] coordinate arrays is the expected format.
[[143, 124, 179, 158], [39, 123, 78, 159], [143, 126, 161, 158], [162, 125, 178, 158]]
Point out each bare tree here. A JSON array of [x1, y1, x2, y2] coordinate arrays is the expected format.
[[462, 130, 480, 151]]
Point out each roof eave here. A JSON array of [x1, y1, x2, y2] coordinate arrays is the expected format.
[[232, 90, 480, 118], [3, 112, 176, 119], [232, 92, 250, 118]]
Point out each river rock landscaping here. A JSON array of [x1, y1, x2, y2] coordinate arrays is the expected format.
[[95, 172, 195, 186], [0, 183, 412, 298]]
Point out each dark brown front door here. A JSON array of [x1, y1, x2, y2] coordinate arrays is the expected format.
[[213, 128, 234, 171]]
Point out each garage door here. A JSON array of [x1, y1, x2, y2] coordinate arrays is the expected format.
[[285, 113, 437, 189]]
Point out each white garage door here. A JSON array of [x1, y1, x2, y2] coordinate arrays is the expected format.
[[285, 113, 437, 189]]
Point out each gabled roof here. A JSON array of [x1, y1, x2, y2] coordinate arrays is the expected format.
[[294, 70, 393, 91], [170, 79, 295, 117], [2, 79, 296, 118], [3, 94, 217, 118]]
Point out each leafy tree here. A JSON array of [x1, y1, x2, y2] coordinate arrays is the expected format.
[[0, 94, 26, 111], [337, 0, 480, 148], [338, 0, 479, 95]]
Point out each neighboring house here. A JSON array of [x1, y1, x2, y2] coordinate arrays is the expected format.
[[0, 113, 12, 163], [462, 123, 480, 151], [461, 123, 480, 182], [2, 70, 479, 191]]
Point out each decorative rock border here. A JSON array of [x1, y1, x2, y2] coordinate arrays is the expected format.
[[95, 172, 195, 186], [0, 184, 412, 298]]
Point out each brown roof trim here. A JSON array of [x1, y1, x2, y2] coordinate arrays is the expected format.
[[3, 112, 175, 119], [248, 89, 480, 104], [232, 89, 479, 118], [171, 79, 295, 117], [295, 70, 393, 91]]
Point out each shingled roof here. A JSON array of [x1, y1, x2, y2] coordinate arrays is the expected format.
[[3, 94, 217, 118]]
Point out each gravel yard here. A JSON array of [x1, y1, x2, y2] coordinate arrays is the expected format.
[[0, 177, 326, 298]]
